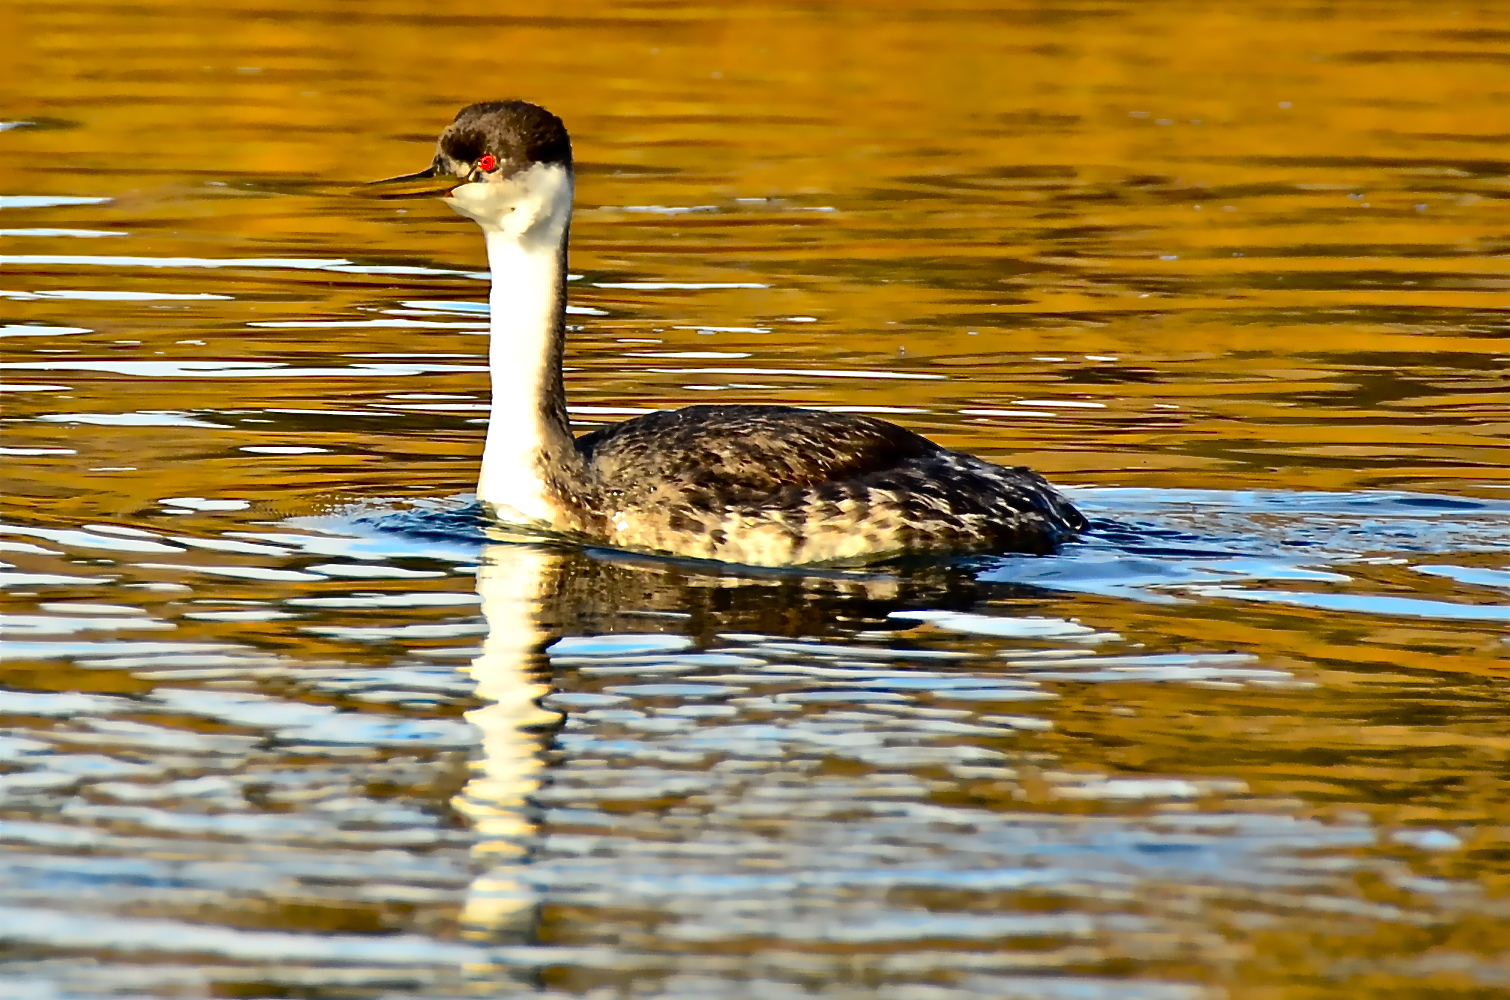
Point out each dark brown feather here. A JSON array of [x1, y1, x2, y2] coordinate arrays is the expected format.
[[573, 404, 1087, 564], [578, 405, 939, 498]]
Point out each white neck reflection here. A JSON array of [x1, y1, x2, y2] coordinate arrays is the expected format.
[[449, 541, 913, 946], [453, 542, 563, 941]]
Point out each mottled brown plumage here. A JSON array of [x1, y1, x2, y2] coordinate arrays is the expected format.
[[566, 405, 1086, 565]]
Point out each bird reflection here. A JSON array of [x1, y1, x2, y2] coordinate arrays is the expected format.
[[450, 540, 993, 947], [453, 543, 562, 942]]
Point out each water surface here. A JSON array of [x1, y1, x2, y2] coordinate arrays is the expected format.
[[3, 1, 1509, 997]]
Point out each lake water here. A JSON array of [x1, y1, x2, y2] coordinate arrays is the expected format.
[[3, 1, 1509, 996]]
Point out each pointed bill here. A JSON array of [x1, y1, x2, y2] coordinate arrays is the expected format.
[[365, 164, 453, 198]]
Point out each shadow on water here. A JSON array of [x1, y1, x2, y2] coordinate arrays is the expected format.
[[355, 484, 1510, 620]]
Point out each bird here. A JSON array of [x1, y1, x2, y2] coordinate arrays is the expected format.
[[374, 100, 1086, 567]]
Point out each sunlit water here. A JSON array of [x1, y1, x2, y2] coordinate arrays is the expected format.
[[4, 1, 1510, 997]]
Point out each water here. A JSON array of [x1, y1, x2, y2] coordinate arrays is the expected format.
[[3, 1, 1510, 996]]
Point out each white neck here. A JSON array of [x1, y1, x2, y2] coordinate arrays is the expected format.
[[471, 164, 579, 527]]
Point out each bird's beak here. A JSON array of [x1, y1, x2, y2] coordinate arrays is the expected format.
[[366, 164, 454, 198]]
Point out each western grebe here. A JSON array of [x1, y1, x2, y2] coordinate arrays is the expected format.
[[376, 100, 1086, 566]]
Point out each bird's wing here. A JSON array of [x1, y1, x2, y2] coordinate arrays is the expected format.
[[575, 404, 942, 498]]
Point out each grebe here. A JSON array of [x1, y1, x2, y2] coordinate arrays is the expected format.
[[377, 100, 1086, 566]]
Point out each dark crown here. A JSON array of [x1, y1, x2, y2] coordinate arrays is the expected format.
[[437, 100, 573, 174]]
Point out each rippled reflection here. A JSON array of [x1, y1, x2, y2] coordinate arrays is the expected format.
[[0, 483, 1507, 995], [455, 545, 559, 946]]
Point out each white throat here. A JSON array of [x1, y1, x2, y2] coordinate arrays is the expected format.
[[461, 163, 577, 527]]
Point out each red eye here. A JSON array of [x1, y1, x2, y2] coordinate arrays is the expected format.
[[477, 154, 497, 172]]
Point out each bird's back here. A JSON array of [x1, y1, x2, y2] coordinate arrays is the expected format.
[[574, 404, 1085, 565]]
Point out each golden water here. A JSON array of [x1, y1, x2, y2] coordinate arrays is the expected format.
[[2, 1, 1509, 997]]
